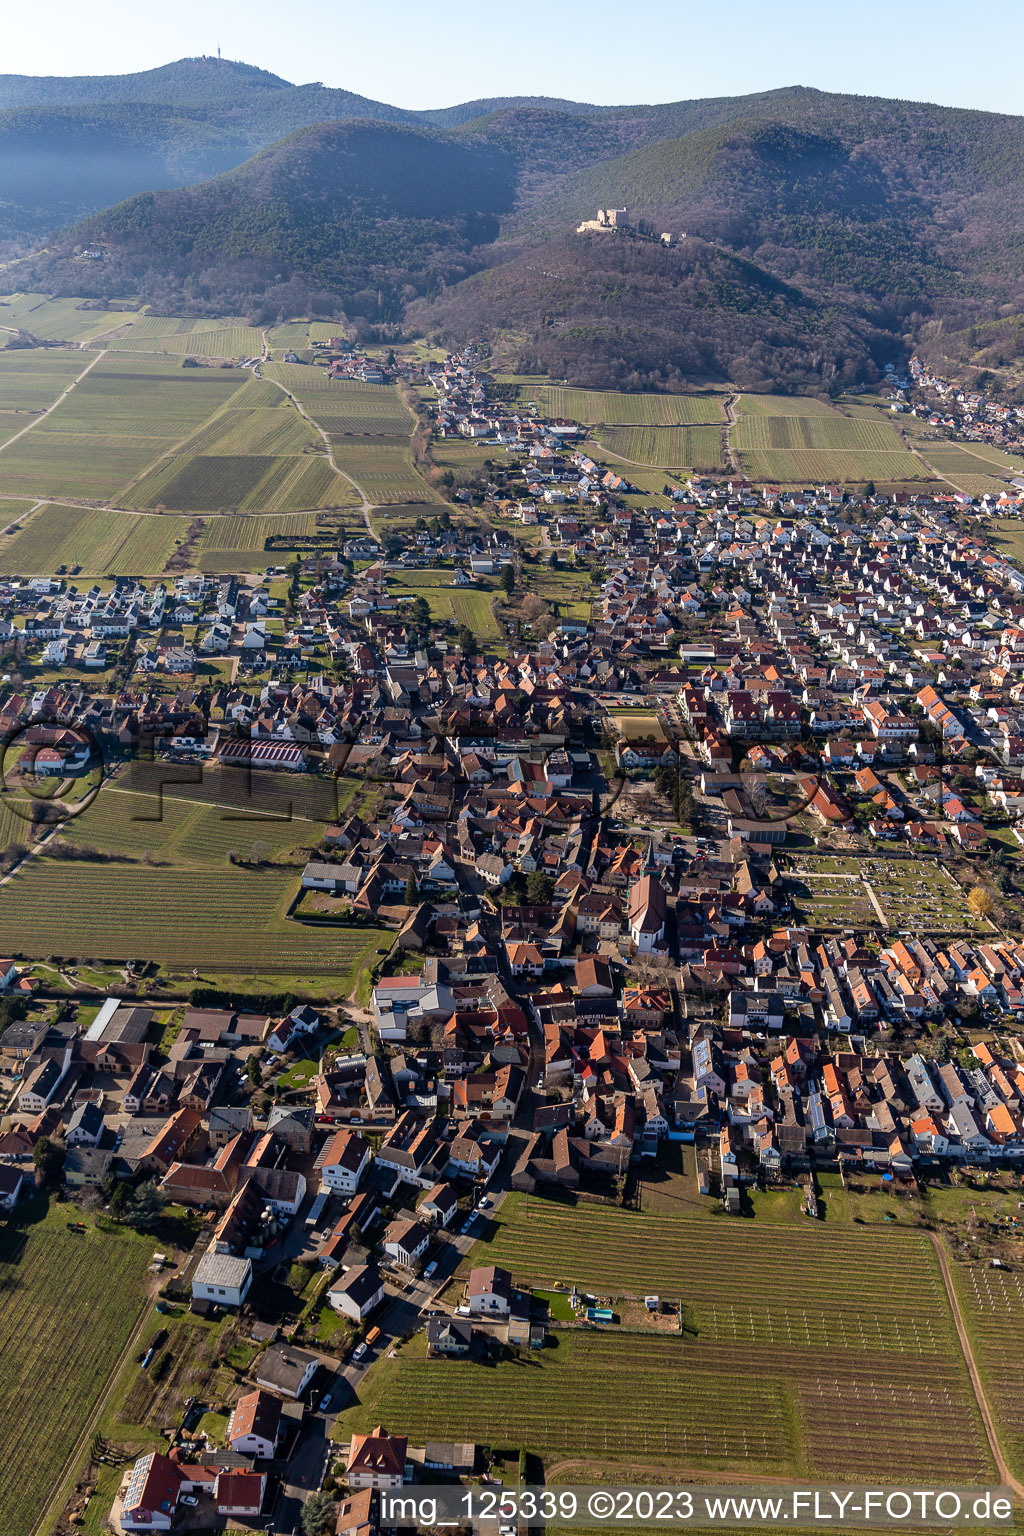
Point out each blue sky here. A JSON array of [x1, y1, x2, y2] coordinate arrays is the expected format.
[[7, 0, 1024, 115]]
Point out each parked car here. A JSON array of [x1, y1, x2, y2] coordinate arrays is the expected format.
[[319, 1392, 332, 1412], [352, 1341, 368, 1361], [424, 1259, 438, 1278]]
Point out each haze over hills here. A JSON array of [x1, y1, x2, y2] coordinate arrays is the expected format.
[[12, 56, 1024, 391]]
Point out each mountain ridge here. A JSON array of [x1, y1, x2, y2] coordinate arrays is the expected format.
[[13, 61, 1024, 393]]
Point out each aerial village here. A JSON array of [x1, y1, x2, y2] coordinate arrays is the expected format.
[[8, 345, 1024, 1530]]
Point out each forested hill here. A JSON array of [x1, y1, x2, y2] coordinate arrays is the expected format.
[[16, 62, 1024, 391], [26, 121, 517, 322], [408, 233, 890, 393]]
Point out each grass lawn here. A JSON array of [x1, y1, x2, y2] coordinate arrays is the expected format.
[[276, 1051, 321, 1090]]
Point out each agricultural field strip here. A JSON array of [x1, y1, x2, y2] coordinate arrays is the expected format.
[[112, 372, 274, 502], [359, 1333, 989, 1481], [952, 1260, 1024, 1478], [0, 1223, 151, 1536], [0, 861, 381, 972], [0, 347, 106, 457], [530, 387, 725, 426], [595, 424, 724, 468]]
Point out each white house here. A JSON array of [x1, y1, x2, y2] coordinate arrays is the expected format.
[[319, 1129, 371, 1194], [0, 1165, 25, 1211], [227, 1389, 282, 1459], [191, 1248, 252, 1309], [119, 1453, 183, 1531], [466, 1263, 514, 1317], [328, 1263, 384, 1321], [382, 1217, 430, 1268]]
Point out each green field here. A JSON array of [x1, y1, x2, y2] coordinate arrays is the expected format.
[[387, 570, 500, 638], [917, 440, 1024, 496], [0, 347, 96, 444], [527, 387, 724, 425], [329, 438, 437, 504], [596, 423, 724, 468], [0, 774, 389, 977], [735, 393, 839, 416], [123, 450, 345, 514], [0, 503, 326, 576], [359, 1195, 993, 1482], [0, 1206, 153, 1536], [261, 365, 435, 504], [340, 1330, 797, 1474], [266, 369, 414, 437], [0, 292, 143, 346]]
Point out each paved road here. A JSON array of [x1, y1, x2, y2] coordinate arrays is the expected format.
[[271, 1190, 509, 1533]]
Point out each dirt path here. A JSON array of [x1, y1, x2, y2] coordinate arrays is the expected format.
[[0, 348, 106, 456], [929, 1231, 1024, 1498], [723, 392, 740, 473], [0, 497, 43, 535]]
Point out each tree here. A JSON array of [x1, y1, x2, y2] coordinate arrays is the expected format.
[[410, 596, 431, 629], [548, 551, 559, 570], [126, 1180, 165, 1231], [457, 624, 477, 657], [499, 563, 516, 598], [32, 1135, 65, 1186], [246, 1055, 262, 1087], [967, 885, 997, 921], [404, 874, 418, 906], [526, 871, 554, 905], [301, 1492, 337, 1536], [109, 1180, 132, 1221]]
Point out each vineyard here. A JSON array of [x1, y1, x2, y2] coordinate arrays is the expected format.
[[527, 387, 724, 426], [438, 1197, 994, 1480], [0, 504, 190, 576], [735, 447, 932, 485], [2, 767, 385, 977], [0, 1210, 152, 1536], [732, 414, 906, 452], [596, 424, 724, 468], [123, 451, 345, 514], [0, 858, 387, 974], [0, 356, 246, 501], [0, 292, 143, 345], [731, 397, 931, 485], [328, 438, 437, 505], [268, 372, 414, 437], [118, 760, 350, 821], [194, 511, 318, 554], [342, 1332, 797, 1473], [107, 316, 264, 359], [734, 393, 840, 416], [917, 441, 1024, 496], [952, 1258, 1024, 1479]]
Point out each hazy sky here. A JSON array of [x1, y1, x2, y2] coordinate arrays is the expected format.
[[5, 0, 1024, 115]]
